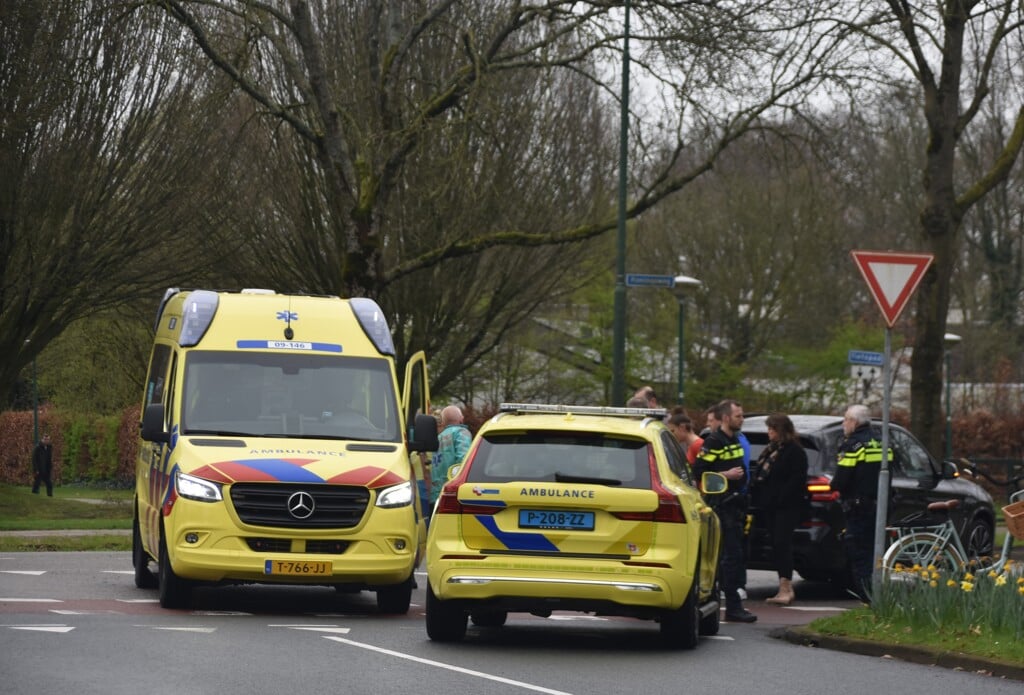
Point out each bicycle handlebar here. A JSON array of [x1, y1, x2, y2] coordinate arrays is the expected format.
[[960, 460, 1024, 490]]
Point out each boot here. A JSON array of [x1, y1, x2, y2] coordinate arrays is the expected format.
[[766, 577, 794, 605]]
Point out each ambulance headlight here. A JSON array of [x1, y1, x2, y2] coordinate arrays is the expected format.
[[376, 481, 413, 508], [176, 471, 223, 502]]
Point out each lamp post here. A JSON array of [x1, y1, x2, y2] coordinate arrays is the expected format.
[[671, 275, 701, 405], [943, 332, 961, 460], [610, 0, 631, 406]]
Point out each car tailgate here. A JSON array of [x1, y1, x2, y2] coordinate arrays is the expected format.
[[454, 482, 659, 556]]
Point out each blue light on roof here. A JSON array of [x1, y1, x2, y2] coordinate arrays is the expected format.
[[179, 290, 219, 347], [350, 297, 395, 356]]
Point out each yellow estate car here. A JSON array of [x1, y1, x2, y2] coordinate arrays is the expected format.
[[425, 403, 726, 648]]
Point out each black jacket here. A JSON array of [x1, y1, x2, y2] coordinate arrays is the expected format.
[[830, 424, 883, 503], [33, 442, 53, 475], [753, 439, 808, 510]]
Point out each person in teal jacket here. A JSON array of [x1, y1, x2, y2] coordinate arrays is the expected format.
[[429, 405, 473, 504]]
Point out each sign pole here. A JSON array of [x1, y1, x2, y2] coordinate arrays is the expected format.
[[871, 327, 892, 594]]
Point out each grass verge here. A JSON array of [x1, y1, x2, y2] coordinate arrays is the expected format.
[[0, 482, 132, 551]]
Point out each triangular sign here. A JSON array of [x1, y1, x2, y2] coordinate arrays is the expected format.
[[851, 251, 934, 327]]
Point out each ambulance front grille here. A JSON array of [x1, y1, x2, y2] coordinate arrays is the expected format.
[[230, 483, 370, 529]]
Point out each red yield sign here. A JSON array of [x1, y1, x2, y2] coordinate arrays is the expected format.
[[851, 250, 934, 327]]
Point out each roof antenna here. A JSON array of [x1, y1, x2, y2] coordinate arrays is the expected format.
[[283, 296, 294, 340]]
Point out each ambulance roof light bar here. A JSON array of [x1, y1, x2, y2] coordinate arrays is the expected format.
[[498, 403, 667, 419], [350, 297, 395, 356]]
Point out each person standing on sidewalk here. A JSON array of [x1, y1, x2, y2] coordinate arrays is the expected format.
[[831, 404, 884, 603], [430, 405, 473, 504], [694, 400, 756, 623], [752, 413, 808, 606], [32, 433, 54, 497]]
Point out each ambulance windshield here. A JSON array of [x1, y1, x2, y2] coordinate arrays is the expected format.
[[181, 351, 401, 442]]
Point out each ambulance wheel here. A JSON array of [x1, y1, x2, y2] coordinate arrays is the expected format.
[[158, 531, 192, 609], [425, 584, 467, 642], [660, 564, 700, 649], [132, 511, 157, 589]]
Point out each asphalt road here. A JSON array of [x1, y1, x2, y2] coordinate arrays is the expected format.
[[1, 553, 1020, 695]]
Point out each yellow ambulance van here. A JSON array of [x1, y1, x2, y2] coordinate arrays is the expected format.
[[133, 288, 438, 611]]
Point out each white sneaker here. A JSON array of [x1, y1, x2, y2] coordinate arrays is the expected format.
[[738, 588, 748, 600]]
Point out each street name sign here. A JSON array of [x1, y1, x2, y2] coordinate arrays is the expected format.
[[625, 274, 676, 288], [848, 350, 884, 367], [850, 251, 934, 327]]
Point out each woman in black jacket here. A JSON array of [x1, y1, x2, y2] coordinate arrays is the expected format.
[[753, 413, 808, 605]]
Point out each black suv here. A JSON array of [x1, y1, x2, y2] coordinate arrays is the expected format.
[[742, 414, 995, 587]]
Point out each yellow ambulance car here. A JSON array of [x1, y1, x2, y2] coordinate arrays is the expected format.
[[133, 288, 438, 611]]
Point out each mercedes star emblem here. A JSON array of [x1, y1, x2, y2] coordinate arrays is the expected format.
[[286, 490, 315, 519]]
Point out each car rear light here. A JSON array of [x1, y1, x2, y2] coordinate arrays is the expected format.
[[807, 475, 839, 502], [613, 447, 687, 523]]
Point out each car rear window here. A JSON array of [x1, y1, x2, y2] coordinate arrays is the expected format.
[[466, 431, 652, 489], [746, 433, 826, 476]]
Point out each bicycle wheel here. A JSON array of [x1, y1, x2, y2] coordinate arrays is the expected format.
[[882, 531, 965, 580]]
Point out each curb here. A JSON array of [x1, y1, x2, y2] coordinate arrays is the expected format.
[[0, 529, 130, 537], [773, 626, 1024, 682]]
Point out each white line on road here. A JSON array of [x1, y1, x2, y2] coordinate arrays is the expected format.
[[0, 570, 46, 576], [323, 636, 574, 695], [0, 598, 62, 603]]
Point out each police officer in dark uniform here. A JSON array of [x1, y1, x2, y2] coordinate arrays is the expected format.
[[830, 404, 884, 602], [694, 400, 756, 623]]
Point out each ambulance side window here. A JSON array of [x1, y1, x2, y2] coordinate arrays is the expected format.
[[405, 359, 427, 437], [165, 353, 179, 430], [144, 345, 171, 409]]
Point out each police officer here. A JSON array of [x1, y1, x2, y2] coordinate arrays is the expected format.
[[32, 433, 54, 497], [694, 400, 756, 623], [830, 404, 884, 602]]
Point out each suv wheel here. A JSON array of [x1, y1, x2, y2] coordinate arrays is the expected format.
[[425, 583, 467, 642], [964, 517, 995, 561], [660, 562, 700, 649]]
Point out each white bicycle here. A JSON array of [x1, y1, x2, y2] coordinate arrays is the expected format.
[[881, 466, 1024, 578]]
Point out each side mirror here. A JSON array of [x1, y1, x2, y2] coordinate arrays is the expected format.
[[940, 459, 960, 479], [140, 403, 170, 443], [701, 471, 728, 495], [408, 413, 439, 452]]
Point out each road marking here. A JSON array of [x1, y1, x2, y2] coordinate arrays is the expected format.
[[191, 610, 251, 616], [104, 571, 134, 575], [324, 636, 574, 695], [270, 624, 352, 634], [9, 624, 75, 633], [784, 606, 846, 612], [0, 598, 62, 603], [0, 570, 46, 576], [118, 599, 160, 603], [145, 626, 218, 633], [547, 615, 607, 622], [705, 635, 735, 640]]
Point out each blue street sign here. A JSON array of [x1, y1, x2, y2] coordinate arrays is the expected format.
[[848, 350, 884, 367], [625, 274, 676, 288]]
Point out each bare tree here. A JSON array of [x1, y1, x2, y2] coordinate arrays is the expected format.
[[0, 1, 241, 406], [140, 0, 854, 396], [837, 2, 1024, 455]]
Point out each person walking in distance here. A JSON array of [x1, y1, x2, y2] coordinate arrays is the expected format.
[[694, 400, 756, 623], [430, 405, 473, 505], [830, 404, 884, 602], [32, 433, 54, 497], [752, 414, 808, 606]]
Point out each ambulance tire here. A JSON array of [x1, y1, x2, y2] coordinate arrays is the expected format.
[[376, 575, 413, 614], [132, 510, 158, 589], [158, 531, 192, 609], [425, 584, 467, 642], [660, 560, 700, 649]]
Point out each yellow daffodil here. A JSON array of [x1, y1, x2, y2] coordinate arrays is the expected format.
[[947, 579, 958, 588], [929, 579, 937, 588], [994, 574, 1007, 587], [964, 572, 975, 581], [960, 580, 974, 592]]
